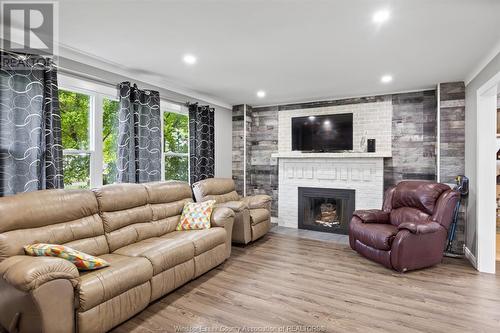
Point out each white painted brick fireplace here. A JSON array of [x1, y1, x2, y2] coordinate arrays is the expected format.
[[272, 101, 392, 229], [276, 157, 385, 228]]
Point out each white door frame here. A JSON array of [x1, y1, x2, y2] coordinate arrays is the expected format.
[[476, 71, 500, 274]]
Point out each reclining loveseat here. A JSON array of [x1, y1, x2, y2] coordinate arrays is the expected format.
[[192, 178, 272, 244]]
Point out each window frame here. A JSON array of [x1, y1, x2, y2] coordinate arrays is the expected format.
[[58, 74, 189, 187], [160, 101, 190, 182], [100, 96, 120, 186], [59, 75, 118, 188], [59, 88, 95, 189]]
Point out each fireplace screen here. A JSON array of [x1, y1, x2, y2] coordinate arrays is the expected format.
[[298, 187, 355, 234]]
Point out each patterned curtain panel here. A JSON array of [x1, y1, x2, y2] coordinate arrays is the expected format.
[[117, 82, 161, 183], [0, 52, 63, 196], [188, 103, 215, 184]]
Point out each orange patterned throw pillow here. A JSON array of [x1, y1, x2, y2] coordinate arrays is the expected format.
[[24, 243, 109, 271], [176, 200, 216, 230]]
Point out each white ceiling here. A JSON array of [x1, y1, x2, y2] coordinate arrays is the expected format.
[[55, 0, 500, 107]]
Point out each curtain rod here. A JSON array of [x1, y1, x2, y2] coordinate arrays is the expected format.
[[1, 49, 190, 107]]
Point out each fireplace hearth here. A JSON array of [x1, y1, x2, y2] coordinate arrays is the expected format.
[[298, 187, 355, 234]]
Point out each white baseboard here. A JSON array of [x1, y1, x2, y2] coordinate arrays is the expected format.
[[464, 246, 477, 269]]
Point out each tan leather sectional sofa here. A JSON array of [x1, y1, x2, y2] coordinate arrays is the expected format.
[[0, 181, 234, 333], [192, 178, 271, 244]]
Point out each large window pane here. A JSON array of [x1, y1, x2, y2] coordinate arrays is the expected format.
[[163, 112, 188, 153], [163, 111, 188, 182], [59, 89, 91, 188], [60, 90, 90, 150], [63, 154, 90, 189], [102, 98, 119, 185], [165, 155, 188, 182]]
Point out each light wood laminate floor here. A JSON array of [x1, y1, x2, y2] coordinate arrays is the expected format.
[[113, 231, 500, 333]]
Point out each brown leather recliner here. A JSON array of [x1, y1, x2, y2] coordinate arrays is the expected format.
[[192, 178, 272, 244], [0, 181, 234, 333], [349, 181, 459, 272]]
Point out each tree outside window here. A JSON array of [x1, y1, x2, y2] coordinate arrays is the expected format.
[[59, 89, 91, 189], [163, 111, 188, 182], [60, 85, 189, 187], [102, 98, 119, 185]]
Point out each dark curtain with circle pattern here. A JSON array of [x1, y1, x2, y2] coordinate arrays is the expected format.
[[0, 52, 63, 196], [188, 103, 215, 184], [117, 82, 161, 183]]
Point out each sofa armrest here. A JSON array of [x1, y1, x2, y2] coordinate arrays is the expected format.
[[211, 207, 235, 258], [398, 221, 443, 234], [211, 207, 235, 227], [241, 195, 272, 210], [353, 210, 390, 224], [216, 200, 248, 212], [0, 256, 79, 292]]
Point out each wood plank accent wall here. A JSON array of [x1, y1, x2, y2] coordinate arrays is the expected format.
[[246, 105, 279, 216], [438, 83, 466, 254], [245, 105, 253, 197], [439, 82, 466, 183], [232, 85, 465, 235], [384, 90, 437, 187], [232, 105, 245, 194]]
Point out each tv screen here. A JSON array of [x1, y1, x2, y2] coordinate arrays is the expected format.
[[292, 113, 353, 152]]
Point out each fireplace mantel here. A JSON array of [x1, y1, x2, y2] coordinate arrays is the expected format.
[[272, 151, 391, 159]]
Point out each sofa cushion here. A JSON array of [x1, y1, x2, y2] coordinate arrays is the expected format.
[[216, 201, 248, 212], [94, 183, 154, 252], [350, 222, 398, 251], [249, 208, 270, 226], [112, 238, 162, 256], [241, 195, 271, 210], [390, 207, 430, 227], [113, 237, 194, 275], [76, 254, 153, 312], [191, 178, 240, 203], [162, 229, 226, 256], [392, 181, 450, 215], [145, 181, 193, 206], [145, 181, 194, 234], [0, 189, 108, 261]]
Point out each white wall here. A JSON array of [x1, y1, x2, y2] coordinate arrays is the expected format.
[[465, 51, 500, 259], [214, 106, 233, 178]]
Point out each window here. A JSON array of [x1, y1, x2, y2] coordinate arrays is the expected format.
[[59, 89, 92, 189], [59, 75, 189, 188], [102, 98, 119, 185], [163, 110, 189, 182]]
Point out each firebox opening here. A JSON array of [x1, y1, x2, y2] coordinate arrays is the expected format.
[[298, 187, 355, 234]]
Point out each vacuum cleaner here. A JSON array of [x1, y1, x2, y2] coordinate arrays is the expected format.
[[444, 175, 469, 258]]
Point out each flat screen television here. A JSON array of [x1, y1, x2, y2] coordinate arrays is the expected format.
[[292, 113, 353, 152]]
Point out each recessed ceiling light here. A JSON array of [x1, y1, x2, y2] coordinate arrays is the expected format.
[[257, 90, 266, 98], [183, 54, 197, 65], [381, 75, 393, 83], [373, 10, 390, 24]]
